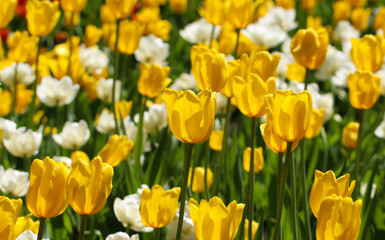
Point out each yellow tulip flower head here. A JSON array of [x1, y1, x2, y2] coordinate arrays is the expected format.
[[116, 20, 144, 55], [244, 219, 259, 240], [227, 0, 258, 29], [26, 0, 60, 37], [0, 196, 22, 240], [137, 63, 171, 98], [60, 0, 88, 13], [12, 214, 39, 239], [97, 134, 134, 167], [347, 70, 381, 110], [243, 51, 281, 82], [189, 196, 245, 240], [316, 195, 362, 240], [169, 0, 188, 14], [100, 4, 116, 23], [309, 170, 356, 218], [27, 157, 70, 219], [350, 0, 367, 8], [342, 122, 359, 149], [0, 89, 12, 116], [333, 1, 351, 24], [67, 156, 114, 215], [260, 123, 300, 153], [7, 31, 39, 63], [351, 34, 385, 73], [15, 84, 33, 114], [115, 100, 133, 120], [209, 130, 224, 151], [84, 25, 103, 47], [266, 90, 313, 142], [200, 0, 228, 25], [351, 7, 371, 32], [305, 108, 325, 139], [287, 62, 306, 83], [291, 28, 329, 69], [243, 147, 264, 173], [139, 185, 181, 228], [106, 0, 137, 19], [188, 167, 214, 193], [0, 0, 17, 29], [164, 88, 217, 144], [373, 7, 385, 31]]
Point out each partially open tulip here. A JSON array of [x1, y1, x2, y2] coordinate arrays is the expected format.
[[347, 70, 381, 110], [351, 34, 385, 73], [7, 31, 39, 63], [243, 147, 264, 173], [169, 0, 188, 14], [227, 0, 258, 29], [309, 170, 355, 218], [291, 28, 329, 69], [71, 150, 90, 165], [0, 196, 22, 240], [305, 108, 325, 139], [164, 88, 216, 144], [26, 0, 60, 37], [106, 0, 137, 19], [189, 196, 245, 240], [53, 120, 90, 150], [0, 0, 17, 29], [137, 63, 171, 98], [60, 0, 88, 13], [98, 134, 134, 167], [12, 214, 39, 239], [209, 130, 224, 151], [116, 20, 144, 55], [342, 122, 359, 149], [200, 0, 227, 25], [244, 219, 259, 240], [316, 196, 362, 240], [188, 167, 214, 193], [139, 185, 181, 228], [67, 156, 114, 215], [266, 90, 313, 142], [84, 25, 102, 47], [260, 123, 300, 153], [27, 157, 70, 219]]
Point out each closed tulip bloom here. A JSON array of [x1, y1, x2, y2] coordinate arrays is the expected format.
[[227, 0, 258, 29], [27, 157, 70, 219], [7, 31, 39, 63], [0, 0, 17, 29], [26, 0, 60, 37], [260, 123, 300, 153], [188, 167, 214, 193], [333, 1, 351, 24], [351, 34, 385, 73], [0, 196, 22, 240], [189, 196, 245, 240], [117, 20, 144, 55], [164, 88, 217, 144], [139, 185, 181, 228], [309, 170, 355, 218], [115, 100, 133, 120], [266, 90, 313, 142], [12, 215, 39, 239], [67, 156, 114, 215], [316, 196, 362, 240], [60, 0, 87, 12], [200, 0, 227, 25], [291, 28, 329, 69], [84, 25, 102, 47], [98, 134, 134, 167], [100, 4, 116, 23], [243, 147, 264, 173], [137, 63, 171, 98], [342, 122, 359, 149], [106, 0, 137, 19], [0, 89, 11, 116], [347, 70, 381, 110], [169, 0, 188, 14], [305, 108, 325, 139], [209, 130, 223, 151], [351, 7, 371, 32]]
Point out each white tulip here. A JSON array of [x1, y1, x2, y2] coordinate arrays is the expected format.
[[79, 45, 109, 75], [0, 167, 29, 197], [179, 18, 221, 44], [134, 35, 169, 65], [375, 115, 385, 139], [16, 230, 49, 240], [169, 73, 199, 92], [53, 120, 90, 149], [0, 63, 35, 87], [95, 109, 116, 134], [143, 103, 168, 133], [96, 78, 121, 103], [166, 201, 196, 240], [0, 117, 17, 140], [258, 7, 297, 32], [106, 232, 139, 240], [242, 23, 287, 49], [3, 127, 42, 158], [37, 76, 80, 107]]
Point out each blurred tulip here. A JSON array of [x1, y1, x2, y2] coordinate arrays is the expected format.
[[305, 108, 325, 139], [106, 0, 137, 19], [100, 4, 116, 23], [164, 88, 216, 144], [0, 63, 35, 87], [0, 88, 12, 116], [7, 31, 39, 63], [291, 28, 329, 69], [37, 76, 80, 107], [67, 157, 113, 215], [287, 63, 306, 82], [0, 196, 22, 240], [244, 219, 259, 240], [316, 196, 362, 240], [12, 214, 39, 239], [200, 0, 227, 25], [0, 167, 29, 197], [27, 157, 70, 219], [0, 0, 17, 29], [351, 7, 371, 32], [276, 0, 295, 9], [169, 0, 188, 14], [350, 0, 366, 8], [188, 167, 214, 193], [71, 150, 90, 165], [3, 127, 42, 158], [26, 0, 60, 37], [116, 20, 144, 54], [139, 185, 181, 228], [309, 170, 355, 218], [137, 63, 171, 98], [243, 147, 264, 173], [15, 84, 33, 114], [115, 100, 133, 120], [260, 123, 300, 153], [189, 196, 245, 240], [227, 0, 258, 29], [342, 122, 359, 149], [300, 0, 316, 12], [64, 11, 80, 27], [209, 130, 223, 151], [106, 232, 139, 240], [373, 7, 385, 31], [53, 120, 90, 150], [333, 1, 351, 24], [98, 134, 134, 167], [84, 25, 102, 47], [60, 0, 87, 12], [351, 34, 385, 73], [142, 0, 167, 7], [347, 70, 381, 110]]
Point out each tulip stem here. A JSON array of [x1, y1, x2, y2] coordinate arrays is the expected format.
[[154, 228, 160, 240], [134, 95, 147, 181], [304, 68, 310, 90], [37, 217, 46, 240], [79, 214, 87, 240], [354, 109, 365, 197], [209, 25, 215, 48], [204, 141, 210, 199], [67, 11, 74, 76], [300, 140, 313, 240], [246, 117, 257, 240], [290, 147, 299, 240], [10, 63, 18, 120], [176, 143, 194, 240], [234, 29, 241, 58], [29, 36, 41, 129], [273, 142, 293, 240], [112, 19, 121, 134], [276, 152, 283, 240]]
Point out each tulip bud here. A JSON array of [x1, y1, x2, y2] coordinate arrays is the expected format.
[[169, 0, 188, 14], [347, 70, 381, 110], [342, 122, 359, 149], [209, 130, 224, 151], [243, 147, 264, 173], [114, 20, 144, 55], [188, 167, 214, 193]]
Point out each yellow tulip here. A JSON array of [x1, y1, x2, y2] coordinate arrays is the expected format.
[[227, 0, 258, 29], [243, 147, 264, 173], [373, 7, 385, 31], [116, 20, 144, 54], [189, 196, 245, 240], [64, 11, 80, 27], [27, 157, 70, 219], [71, 150, 90, 165], [169, 0, 188, 14], [350, 0, 366, 8], [244, 219, 259, 240], [137, 63, 171, 98], [15, 84, 33, 114], [305, 108, 325, 139], [0, 89, 12, 116], [266, 90, 313, 142], [316, 196, 362, 240], [139, 185, 181, 228], [307, 16, 324, 31], [347, 70, 381, 110], [0, 196, 22, 240], [115, 100, 133, 120], [60, 0, 88, 12], [351, 7, 371, 32], [333, 1, 351, 24], [309, 170, 355, 218], [275, 0, 295, 9], [342, 122, 359, 149], [97, 134, 134, 167], [300, 0, 316, 12], [67, 157, 113, 215], [164, 88, 217, 144], [0, 0, 17, 29], [220, 59, 239, 98], [106, 0, 137, 19], [209, 130, 224, 151], [351, 34, 385, 73], [7, 31, 39, 63], [260, 123, 300, 153], [142, 0, 167, 7], [291, 28, 329, 69], [188, 167, 214, 193], [287, 63, 306, 82], [200, 0, 228, 25], [26, 0, 60, 37], [13, 214, 39, 239], [84, 25, 102, 47], [100, 4, 116, 23]]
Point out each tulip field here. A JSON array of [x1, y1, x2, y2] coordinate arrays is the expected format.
[[2, 0, 385, 239]]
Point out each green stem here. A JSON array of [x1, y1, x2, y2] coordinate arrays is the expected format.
[[112, 19, 121, 134], [11, 63, 18, 119], [304, 68, 310, 90], [247, 117, 257, 240], [300, 140, 313, 240], [37, 217, 46, 240], [233, 29, 241, 58], [290, 147, 299, 240], [79, 214, 87, 240], [273, 142, 293, 240], [175, 143, 194, 240], [134, 96, 146, 181], [353, 109, 365, 197], [276, 152, 283, 240], [67, 12, 74, 76], [29, 37, 41, 129], [155, 228, 160, 240], [321, 127, 329, 171], [204, 141, 210, 199], [209, 25, 215, 48]]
